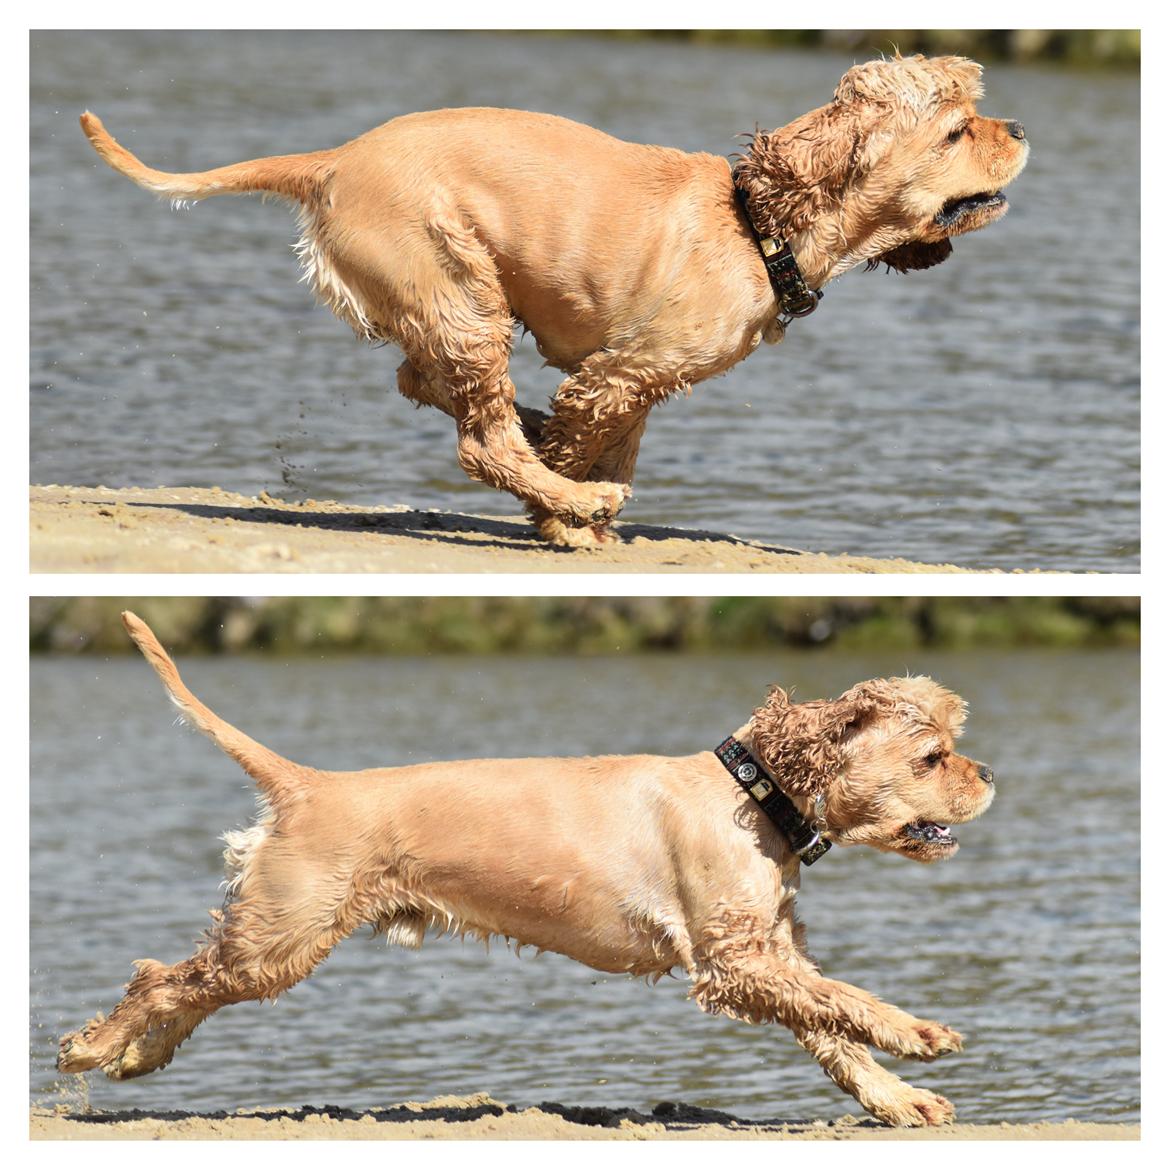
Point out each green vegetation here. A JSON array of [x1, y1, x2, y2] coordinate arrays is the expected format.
[[29, 597, 1139, 656], [559, 30, 1140, 68]]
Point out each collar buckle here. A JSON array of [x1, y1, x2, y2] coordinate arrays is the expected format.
[[781, 288, 823, 319]]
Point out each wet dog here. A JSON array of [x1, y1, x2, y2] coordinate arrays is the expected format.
[[80, 55, 1027, 546], [59, 613, 994, 1126]]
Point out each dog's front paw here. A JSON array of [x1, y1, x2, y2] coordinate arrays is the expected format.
[[587, 482, 631, 525], [907, 1020, 963, 1061], [562, 482, 629, 527], [869, 1087, 956, 1127]]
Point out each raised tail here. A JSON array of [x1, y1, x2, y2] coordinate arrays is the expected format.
[[80, 111, 335, 205], [121, 611, 308, 803]]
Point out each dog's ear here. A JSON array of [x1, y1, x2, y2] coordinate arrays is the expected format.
[[737, 104, 863, 238], [750, 685, 880, 796], [868, 239, 954, 273]]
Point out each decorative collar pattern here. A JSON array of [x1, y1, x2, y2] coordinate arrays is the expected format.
[[714, 735, 832, 866]]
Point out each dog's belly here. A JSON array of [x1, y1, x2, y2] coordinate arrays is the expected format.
[[407, 893, 682, 977]]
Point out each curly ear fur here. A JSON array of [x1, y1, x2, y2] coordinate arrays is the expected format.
[[867, 238, 954, 273], [749, 686, 879, 796], [735, 103, 865, 238]]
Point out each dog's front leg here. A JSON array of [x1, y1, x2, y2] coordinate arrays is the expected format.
[[794, 1027, 956, 1126], [691, 928, 962, 1062], [531, 360, 670, 546]]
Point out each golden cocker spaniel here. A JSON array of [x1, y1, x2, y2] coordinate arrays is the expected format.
[[80, 54, 1027, 546], [59, 614, 995, 1126]]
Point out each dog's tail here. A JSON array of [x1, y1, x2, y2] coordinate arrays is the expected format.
[[121, 611, 309, 804], [80, 112, 335, 206]]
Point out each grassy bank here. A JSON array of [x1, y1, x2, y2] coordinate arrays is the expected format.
[[565, 30, 1140, 68], [29, 597, 1139, 656]]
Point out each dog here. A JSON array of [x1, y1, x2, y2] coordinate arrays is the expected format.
[[79, 54, 1028, 547], [58, 613, 994, 1126]]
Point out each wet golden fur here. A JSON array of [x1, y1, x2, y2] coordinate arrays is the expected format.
[[59, 615, 995, 1127], [79, 55, 1027, 546]]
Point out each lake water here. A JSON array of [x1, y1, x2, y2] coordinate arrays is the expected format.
[[30, 647, 1139, 1123], [30, 31, 1139, 571]]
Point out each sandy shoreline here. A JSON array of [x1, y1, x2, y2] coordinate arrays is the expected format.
[[29, 1097, 1136, 1140], [30, 485, 994, 574]]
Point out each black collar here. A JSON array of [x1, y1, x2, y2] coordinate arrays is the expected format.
[[733, 186, 823, 322], [714, 735, 832, 866]]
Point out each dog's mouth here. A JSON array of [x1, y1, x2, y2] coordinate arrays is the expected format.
[[900, 820, 959, 855], [934, 190, 1008, 232]]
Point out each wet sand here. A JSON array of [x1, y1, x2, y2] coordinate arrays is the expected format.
[[30, 485, 994, 574], [30, 1097, 1136, 1140]]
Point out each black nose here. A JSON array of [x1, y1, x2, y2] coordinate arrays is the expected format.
[[977, 764, 995, 785], [1006, 120, 1026, 141]]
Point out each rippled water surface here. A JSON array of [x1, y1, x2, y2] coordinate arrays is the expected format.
[[31, 649, 1138, 1122], [30, 31, 1138, 570]]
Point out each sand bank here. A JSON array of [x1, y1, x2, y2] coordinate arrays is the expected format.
[[30, 485, 990, 574], [30, 1096, 1135, 1140]]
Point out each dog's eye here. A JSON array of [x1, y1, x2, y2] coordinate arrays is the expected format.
[[923, 751, 944, 768], [945, 125, 967, 145]]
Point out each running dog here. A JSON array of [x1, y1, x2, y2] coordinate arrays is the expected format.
[[79, 54, 1027, 546], [59, 613, 994, 1126]]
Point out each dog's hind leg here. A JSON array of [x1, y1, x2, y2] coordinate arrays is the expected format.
[[58, 938, 238, 1080], [384, 210, 629, 531], [58, 612, 353, 1080], [398, 358, 549, 448], [58, 830, 352, 1080]]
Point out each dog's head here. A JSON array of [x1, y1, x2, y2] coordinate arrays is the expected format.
[[749, 676, 993, 862], [738, 54, 1029, 277]]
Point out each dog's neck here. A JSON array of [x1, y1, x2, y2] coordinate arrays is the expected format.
[[720, 720, 833, 861], [733, 147, 868, 292]]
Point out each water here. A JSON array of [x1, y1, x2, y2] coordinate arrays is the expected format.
[[30, 31, 1138, 571], [30, 648, 1138, 1123]]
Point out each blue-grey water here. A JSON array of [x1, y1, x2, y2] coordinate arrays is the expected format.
[[30, 648, 1138, 1122], [30, 31, 1138, 571]]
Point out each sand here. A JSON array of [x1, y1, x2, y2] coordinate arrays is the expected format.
[[30, 485, 994, 574], [29, 1096, 1135, 1140]]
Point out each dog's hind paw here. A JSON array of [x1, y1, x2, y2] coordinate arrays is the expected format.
[[57, 1019, 105, 1074], [533, 512, 623, 548], [591, 482, 632, 522], [103, 1030, 178, 1080], [542, 523, 621, 549]]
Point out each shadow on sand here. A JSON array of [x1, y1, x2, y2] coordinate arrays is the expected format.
[[113, 497, 808, 557], [53, 1099, 873, 1133]]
